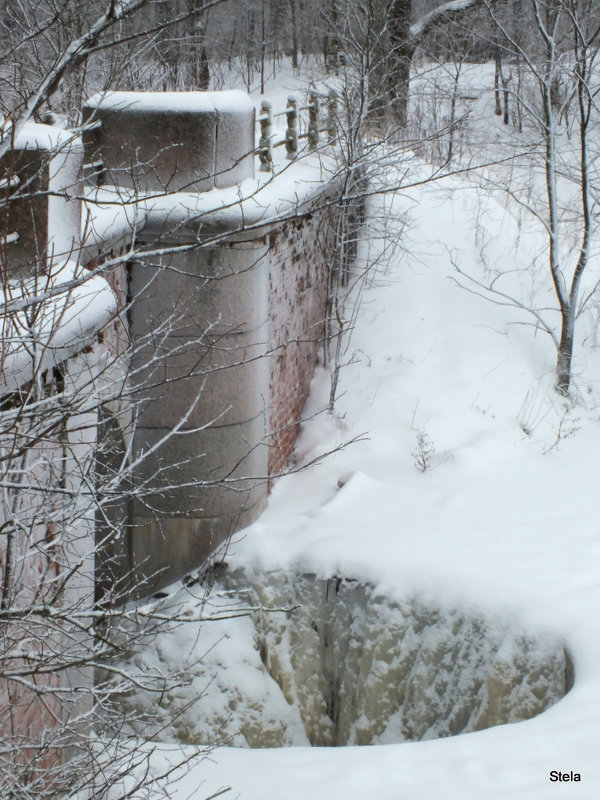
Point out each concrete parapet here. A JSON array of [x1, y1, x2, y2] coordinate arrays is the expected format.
[[120, 239, 270, 590], [82, 91, 255, 195], [0, 124, 82, 276]]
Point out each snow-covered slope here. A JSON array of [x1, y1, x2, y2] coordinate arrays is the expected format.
[[110, 147, 600, 797]]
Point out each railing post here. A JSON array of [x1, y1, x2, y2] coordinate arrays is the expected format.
[[285, 96, 298, 160], [258, 99, 273, 172], [327, 89, 338, 143], [308, 90, 320, 151]]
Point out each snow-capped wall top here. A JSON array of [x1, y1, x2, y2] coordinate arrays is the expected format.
[[8, 121, 81, 153], [84, 89, 253, 115]]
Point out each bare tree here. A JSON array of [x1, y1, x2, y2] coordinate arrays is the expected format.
[[0, 2, 267, 797], [3, 1, 540, 794], [316, 0, 488, 126], [0, 3, 380, 794], [478, 0, 600, 395]]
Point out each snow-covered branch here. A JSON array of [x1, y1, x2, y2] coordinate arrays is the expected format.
[[409, 0, 484, 45]]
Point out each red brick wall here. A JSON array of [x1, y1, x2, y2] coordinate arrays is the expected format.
[[0, 367, 93, 792], [0, 389, 65, 785], [267, 209, 337, 476]]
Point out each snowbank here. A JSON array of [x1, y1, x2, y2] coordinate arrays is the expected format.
[[108, 159, 600, 798]]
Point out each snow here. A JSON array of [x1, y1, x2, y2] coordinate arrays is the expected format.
[[140, 153, 339, 240], [82, 151, 338, 244], [114, 568, 570, 750], [117, 132, 600, 796], [81, 187, 147, 260], [10, 120, 76, 151], [85, 90, 253, 115], [69, 61, 600, 798], [410, 0, 483, 42], [0, 260, 117, 391]]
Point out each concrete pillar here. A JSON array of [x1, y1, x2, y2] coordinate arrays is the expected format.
[[81, 89, 263, 593], [123, 238, 270, 592], [0, 125, 82, 277], [82, 91, 255, 195]]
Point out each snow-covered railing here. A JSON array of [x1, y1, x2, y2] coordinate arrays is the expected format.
[[258, 88, 339, 173]]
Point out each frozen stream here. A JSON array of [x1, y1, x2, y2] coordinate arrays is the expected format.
[[116, 567, 572, 749]]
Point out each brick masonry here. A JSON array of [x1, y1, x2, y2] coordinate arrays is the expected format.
[[0, 374, 73, 785], [0, 359, 97, 791], [267, 207, 337, 477]]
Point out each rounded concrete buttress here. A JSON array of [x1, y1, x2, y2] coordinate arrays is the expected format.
[[0, 124, 82, 276], [82, 91, 254, 195], [125, 238, 270, 591]]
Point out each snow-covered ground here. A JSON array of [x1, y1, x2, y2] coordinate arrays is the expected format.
[[112, 64, 600, 798]]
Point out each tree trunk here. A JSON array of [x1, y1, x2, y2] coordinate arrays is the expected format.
[[192, 2, 210, 90], [494, 50, 502, 115], [325, 0, 340, 73], [198, 46, 210, 90], [289, 0, 298, 68], [556, 310, 574, 395], [387, 46, 414, 126], [388, 0, 413, 126]]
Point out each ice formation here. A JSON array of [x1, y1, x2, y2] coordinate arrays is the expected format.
[[113, 568, 571, 749]]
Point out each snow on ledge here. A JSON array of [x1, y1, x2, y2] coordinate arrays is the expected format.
[[9, 121, 79, 152], [81, 189, 147, 264], [81, 153, 341, 249], [85, 90, 254, 116], [128, 155, 338, 242], [0, 261, 117, 393]]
